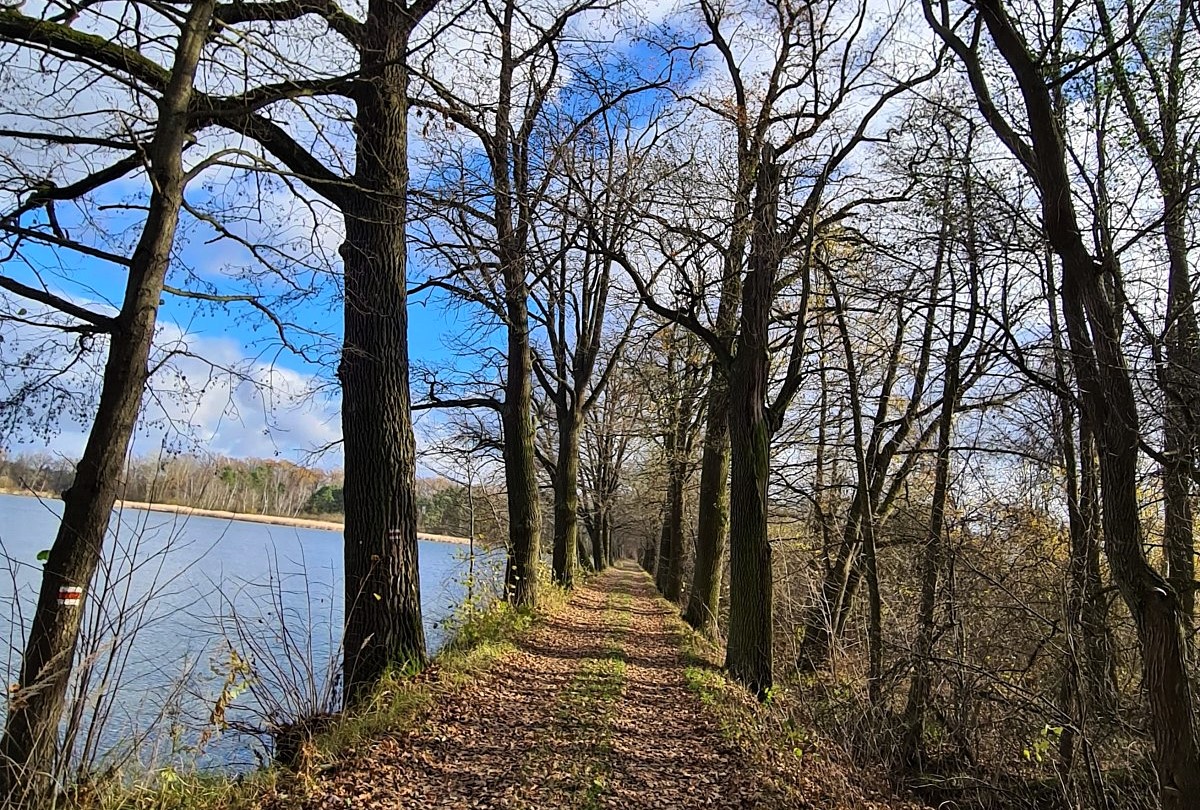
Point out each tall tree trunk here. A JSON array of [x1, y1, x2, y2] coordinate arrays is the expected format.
[[861, 495, 883, 703], [725, 146, 780, 697], [1160, 182, 1197, 641], [0, 3, 215, 801], [657, 452, 687, 603], [1074, 420, 1116, 702], [340, 2, 427, 702], [1059, 413, 1116, 808], [903, 360, 957, 763], [684, 136, 752, 638], [903, 311, 974, 756], [1047, 234, 1114, 794], [656, 336, 701, 602], [1095, 0, 1198, 645], [501, 289, 542, 607], [655, 507, 670, 587], [643, 529, 659, 574], [655, 394, 679, 595], [587, 504, 606, 573], [1065, 254, 1200, 807], [604, 508, 615, 566], [683, 383, 731, 635], [1046, 245, 1118, 717], [552, 408, 581, 587], [493, 0, 541, 609], [666, 467, 686, 602], [905, 152, 978, 758]]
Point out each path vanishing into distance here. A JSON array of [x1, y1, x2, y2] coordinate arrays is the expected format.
[[278, 563, 922, 810], [291, 564, 779, 809]]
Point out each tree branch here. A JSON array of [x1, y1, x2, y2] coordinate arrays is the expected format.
[[0, 274, 116, 331], [213, 0, 364, 43]]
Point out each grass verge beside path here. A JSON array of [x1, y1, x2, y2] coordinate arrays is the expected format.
[[260, 568, 634, 809], [650, 577, 929, 810]]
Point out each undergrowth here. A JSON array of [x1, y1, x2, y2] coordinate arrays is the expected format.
[[652, 579, 927, 810], [70, 573, 570, 810]]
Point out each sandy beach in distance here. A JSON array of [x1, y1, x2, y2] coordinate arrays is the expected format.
[[3, 490, 471, 546], [113, 501, 473, 545]]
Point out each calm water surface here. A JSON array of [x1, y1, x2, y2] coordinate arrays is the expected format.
[[0, 493, 497, 771]]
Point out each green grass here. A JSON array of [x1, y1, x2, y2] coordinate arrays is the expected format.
[[649, 578, 800, 758], [309, 594, 563, 768], [67, 768, 270, 810], [644, 576, 843, 805]]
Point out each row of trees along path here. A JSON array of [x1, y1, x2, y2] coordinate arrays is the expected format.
[[275, 564, 922, 810], [5, 0, 1199, 806]]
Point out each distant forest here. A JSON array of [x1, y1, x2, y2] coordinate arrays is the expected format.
[[0, 451, 487, 539]]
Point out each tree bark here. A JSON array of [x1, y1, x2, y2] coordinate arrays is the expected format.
[[582, 387, 628, 575], [501, 298, 542, 607], [0, 3, 215, 802], [1156, 151, 1197, 646], [654, 506, 670, 586], [339, 0, 428, 702], [724, 145, 781, 697], [604, 508, 615, 566], [642, 531, 659, 574], [904, 290, 969, 762], [586, 505, 607, 574], [493, 0, 542, 608], [683, 382, 731, 635], [1046, 244, 1118, 717], [903, 360, 957, 763], [551, 407, 582, 587], [904, 146, 977, 757], [1095, 0, 1198, 643], [684, 117, 752, 638], [656, 449, 687, 603]]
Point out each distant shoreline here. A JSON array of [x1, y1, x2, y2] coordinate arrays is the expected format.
[[0, 490, 473, 546]]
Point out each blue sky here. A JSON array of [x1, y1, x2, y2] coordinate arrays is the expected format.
[[0, 0, 682, 468], [1, 190, 471, 467]]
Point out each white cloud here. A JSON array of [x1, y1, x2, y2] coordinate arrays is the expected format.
[[1, 301, 343, 467]]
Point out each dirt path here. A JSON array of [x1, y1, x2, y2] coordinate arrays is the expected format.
[[295, 563, 780, 809]]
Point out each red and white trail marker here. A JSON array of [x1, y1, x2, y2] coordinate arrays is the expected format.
[[57, 585, 83, 607]]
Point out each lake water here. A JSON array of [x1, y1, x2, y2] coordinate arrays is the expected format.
[[0, 493, 499, 773]]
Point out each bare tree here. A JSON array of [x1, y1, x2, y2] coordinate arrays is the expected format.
[[580, 358, 643, 569], [409, 0, 658, 604], [0, 3, 216, 800], [648, 323, 708, 601], [670, 0, 933, 694], [926, 0, 1200, 802], [0, 0, 445, 711], [1095, 0, 1200, 639], [531, 102, 649, 585], [901, 112, 982, 765]]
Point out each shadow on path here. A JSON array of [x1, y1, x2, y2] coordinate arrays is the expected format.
[[289, 563, 778, 809]]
